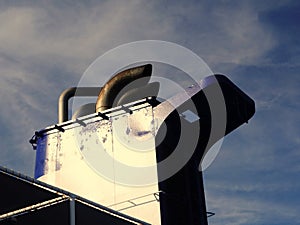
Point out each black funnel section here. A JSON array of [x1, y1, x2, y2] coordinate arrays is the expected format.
[[155, 75, 255, 225]]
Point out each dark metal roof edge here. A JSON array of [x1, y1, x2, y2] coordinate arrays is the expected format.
[[0, 165, 150, 225]]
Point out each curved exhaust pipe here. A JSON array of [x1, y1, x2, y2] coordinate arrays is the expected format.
[[58, 87, 101, 123], [96, 64, 155, 112]]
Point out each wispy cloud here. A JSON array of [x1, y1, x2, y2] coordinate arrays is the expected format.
[[206, 191, 300, 225]]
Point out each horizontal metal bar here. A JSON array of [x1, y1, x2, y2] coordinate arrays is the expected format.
[[34, 97, 152, 137], [0, 196, 68, 220]]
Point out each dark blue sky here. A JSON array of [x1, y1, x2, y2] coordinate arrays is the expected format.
[[0, 1, 299, 224]]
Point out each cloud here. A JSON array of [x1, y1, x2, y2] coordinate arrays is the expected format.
[[206, 191, 300, 225], [0, 1, 277, 73], [258, 1, 300, 65], [0, 1, 177, 74], [154, 0, 276, 66]]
